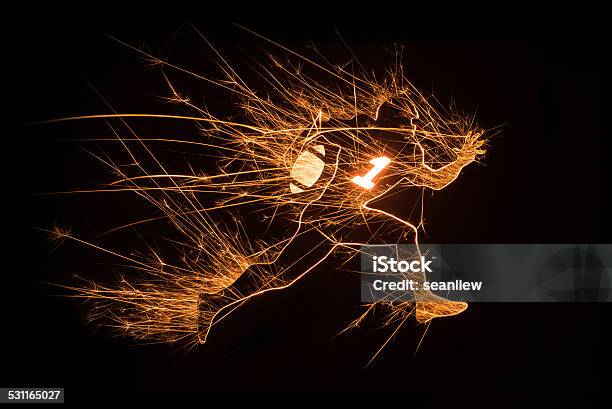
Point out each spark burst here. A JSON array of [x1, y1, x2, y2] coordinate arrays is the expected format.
[[44, 25, 487, 362]]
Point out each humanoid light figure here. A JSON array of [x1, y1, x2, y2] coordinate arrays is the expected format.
[[54, 34, 486, 351]]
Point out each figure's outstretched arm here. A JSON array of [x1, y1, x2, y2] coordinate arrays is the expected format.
[[405, 132, 485, 190]]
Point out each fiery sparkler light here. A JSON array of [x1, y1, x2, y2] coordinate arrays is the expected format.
[[45, 25, 486, 361]]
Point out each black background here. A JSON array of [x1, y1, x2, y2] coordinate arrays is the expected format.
[[5, 19, 609, 404]]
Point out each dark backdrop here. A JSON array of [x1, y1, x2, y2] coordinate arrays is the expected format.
[[5, 20, 609, 404]]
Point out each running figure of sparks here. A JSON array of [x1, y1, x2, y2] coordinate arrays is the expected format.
[[44, 25, 487, 362]]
